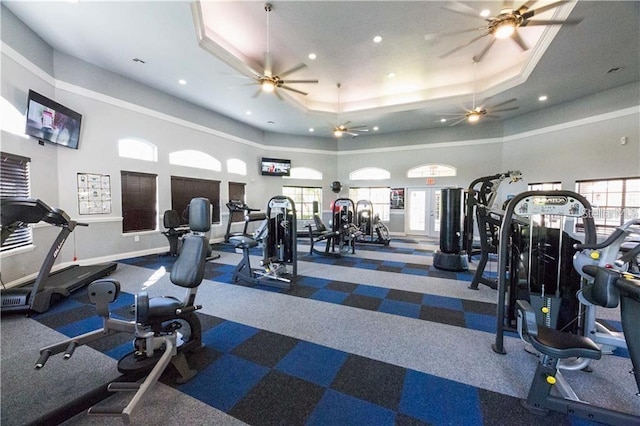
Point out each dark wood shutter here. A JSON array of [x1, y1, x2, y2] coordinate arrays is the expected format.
[[121, 171, 157, 232], [1, 152, 32, 251], [170, 176, 220, 225]]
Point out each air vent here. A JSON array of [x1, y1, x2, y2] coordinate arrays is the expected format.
[[2, 296, 27, 307]]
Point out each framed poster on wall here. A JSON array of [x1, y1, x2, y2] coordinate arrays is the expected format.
[[77, 172, 111, 214], [391, 188, 404, 209]]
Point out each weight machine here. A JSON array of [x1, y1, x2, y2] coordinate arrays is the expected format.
[[462, 170, 522, 258], [493, 190, 597, 355], [229, 196, 297, 290], [355, 199, 390, 246]]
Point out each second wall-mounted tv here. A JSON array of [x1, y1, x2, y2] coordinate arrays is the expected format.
[[25, 90, 82, 149], [261, 157, 291, 177]]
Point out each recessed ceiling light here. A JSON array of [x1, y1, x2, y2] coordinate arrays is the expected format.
[[480, 9, 491, 18], [373, 35, 382, 43], [308, 53, 317, 60], [246, 110, 252, 115], [308, 128, 315, 132], [538, 95, 548, 101], [373, 126, 379, 131], [178, 79, 187, 85], [387, 72, 396, 79], [440, 118, 447, 123]]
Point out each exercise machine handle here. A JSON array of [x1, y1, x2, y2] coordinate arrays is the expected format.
[[574, 228, 626, 250], [34, 349, 52, 369], [176, 304, 202, 315], [63, 341, 78, 359]]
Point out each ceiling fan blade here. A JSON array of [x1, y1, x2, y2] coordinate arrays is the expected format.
[[281, 79, 319, 84], [473, 38, 496, 62], [502, 0, 514, 11], [264, 52, 272, 76], [515, 0, 538, 14], [440, 32, 490, 58], [349, 126, 369, 131], [345, 132, 359, 138], [278, 63, 307, 78], [491, 106, 520, 113], [341, 121, 352, 127], [522, 0, 567, 18], [511, 30, 529, 51], [280, 85, 308, 96], [443, 2, 485, 19], [522, 19, 582, 27], [252, 88, 262, 98], [490, 98, 518, 109], [425, 26, 486, 41], [449, 116, 468, 127], [274, 90, 285, 101]]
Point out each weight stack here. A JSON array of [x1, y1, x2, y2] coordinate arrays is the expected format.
[[433, 187, 469, 271]]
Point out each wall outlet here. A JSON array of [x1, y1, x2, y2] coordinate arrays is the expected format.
[[134, 235, 140, 242]]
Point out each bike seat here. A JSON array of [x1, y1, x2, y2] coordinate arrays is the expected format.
[[229, 235, 259, 249]]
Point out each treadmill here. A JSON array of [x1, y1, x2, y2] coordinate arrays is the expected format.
[[1, 197, 117, 314]]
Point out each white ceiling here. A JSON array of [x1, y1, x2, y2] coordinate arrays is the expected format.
[[4, 1, 639, 138]]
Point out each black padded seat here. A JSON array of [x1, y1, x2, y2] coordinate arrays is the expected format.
[[148, 296, 183, 318], [229, 235, 259, 249], [530, 326, 602, 360]]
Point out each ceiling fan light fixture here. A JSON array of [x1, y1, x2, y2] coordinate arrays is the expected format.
[[467, 113, 481, 123], [333, 129, 344, 138], [262, 80, 276, 92], [494, 21, 516, 39]]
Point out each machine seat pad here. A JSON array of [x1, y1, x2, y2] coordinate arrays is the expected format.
[[148, 296, 184, 318], [229, 235, 259, 249], [531, 326, 602, 360]]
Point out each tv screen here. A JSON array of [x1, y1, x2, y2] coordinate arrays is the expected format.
[[25, 90, 82, 149], [261, 157, 291, 176]]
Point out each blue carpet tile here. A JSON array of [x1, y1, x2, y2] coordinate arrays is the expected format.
[[31, 291, 586, 426]]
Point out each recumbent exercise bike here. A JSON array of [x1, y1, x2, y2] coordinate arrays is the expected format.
[[34, 197, 212, 424]]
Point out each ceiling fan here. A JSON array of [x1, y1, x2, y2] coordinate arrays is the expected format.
[[441, 60, 519, 125], [331, 83, 369, 138], [430, 0, 581, 62], [250, 3, 318, 99], [443, 97, 519, 126]]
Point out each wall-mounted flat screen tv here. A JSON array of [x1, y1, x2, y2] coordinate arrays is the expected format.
[[261, 157, 291, 176], [25, 90, 82, 149]]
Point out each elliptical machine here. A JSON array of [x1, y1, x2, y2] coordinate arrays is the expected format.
[[34, 197, 212, 423], [224, 200, 264, 242]]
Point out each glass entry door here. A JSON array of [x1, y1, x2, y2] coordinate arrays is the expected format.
[[406, 187, 441, 238]]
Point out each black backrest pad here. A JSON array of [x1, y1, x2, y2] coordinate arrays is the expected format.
[[170, 235, 208, 288], [592, 267, 621, 308], [163, 210, 181, 228], [189, 198, 211, 233]]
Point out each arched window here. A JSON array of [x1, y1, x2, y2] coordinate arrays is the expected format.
[[286, 167, 323, 180], [349, 167, 390, 180], [118, 138, 157, 162], [407, 164, 456, 178], [169, 150, 221, 171], [227, 159, 247, 175], [1, 97, 28, 138]]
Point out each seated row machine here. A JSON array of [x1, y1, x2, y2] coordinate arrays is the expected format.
[[307, 198, 361, 257], [35, 197, 212, 424], [229, 195, 297, 290]]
